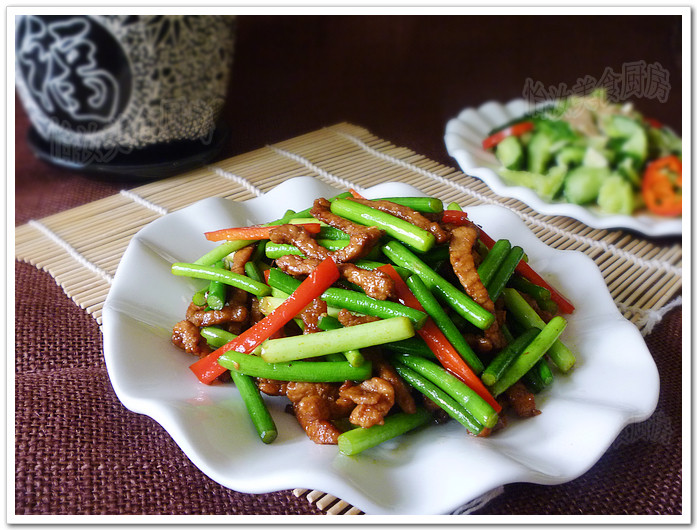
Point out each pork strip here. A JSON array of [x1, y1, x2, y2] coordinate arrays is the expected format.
[[505, 381, 541, 417], [375, 358, 417, 414], [229, 244, 255, 274], [285, 382, 350, 444], [448, 224, 505, 350], [171, 320, 211, 357], [337, 308, 380, 327], [270, 224, 332, 260], [185, 302, 248, 327], [339, 377, 395, 428], [299, 298, 327, 334]]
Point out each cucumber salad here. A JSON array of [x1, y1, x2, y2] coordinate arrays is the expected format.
[[482, 90, 682, 217]]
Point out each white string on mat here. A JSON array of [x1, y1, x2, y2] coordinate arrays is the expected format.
[[293, 485, 503, 515], [119, 189, 169, 216], [207, 164, 264, 197], [266, 145, 367, 194], [333, 130, 682, 277], [27, 220, 114, 285], [293, 489, 364, 515], [618, 296, 682, 336]]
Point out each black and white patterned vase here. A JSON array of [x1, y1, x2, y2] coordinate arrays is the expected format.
[[15, 15, 236, 174]]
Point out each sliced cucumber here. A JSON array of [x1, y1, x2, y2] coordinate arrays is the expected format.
[[587, 135, 609, 151], [616, 156, 641, 188], [582, 146, 609, 168], [563, 166, 609, 205], [603, 114, 643, 139], [527, 132, 554, 175], [499, 166, 566, 202], [597, 174, 634, 215], [555, 145, 585, 168], [495, 135, 524, 170], [620, 128, 648, 165]]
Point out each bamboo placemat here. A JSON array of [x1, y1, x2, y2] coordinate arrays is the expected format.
[[15, 122, 682, 515]]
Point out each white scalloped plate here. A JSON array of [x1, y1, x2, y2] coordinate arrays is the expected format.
[[444, 98, 682, 236], [102, 177, 659, 515]]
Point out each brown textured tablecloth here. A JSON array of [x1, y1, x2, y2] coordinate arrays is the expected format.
[[14, 14, 683, 516]]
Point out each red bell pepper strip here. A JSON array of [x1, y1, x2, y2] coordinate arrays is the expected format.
[[349, 188, 366, 199], [204, 223, 321, 242], [441, 209, 469, 225], [190, 257, 340, 384], [379, 264, 501, 413], [482, 121, 534, 150], [641, 155, 682, 217], [476, 229, 497, 248], [645, 117, 664, 129], [513, 259, 575, 314]]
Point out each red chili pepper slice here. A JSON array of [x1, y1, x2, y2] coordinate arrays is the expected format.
[[440, 210, 469, 225], [641, 155, 682, 217], [645, 117, 664, 129], [204, 223, 320, 242], [482, 121, 534, 150]]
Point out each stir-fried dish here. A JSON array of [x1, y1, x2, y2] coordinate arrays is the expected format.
[[482, 89, 682, 217], [170, 191, 577, 455]]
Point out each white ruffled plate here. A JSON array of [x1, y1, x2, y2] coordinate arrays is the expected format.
[[102, 177, 659, 515], [444, 98, 682, 236]]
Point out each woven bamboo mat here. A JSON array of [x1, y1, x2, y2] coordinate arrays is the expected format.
[[15, 121, 682, 515]]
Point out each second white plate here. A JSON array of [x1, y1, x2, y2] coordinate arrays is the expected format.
[[444, 98, 682, 236]]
